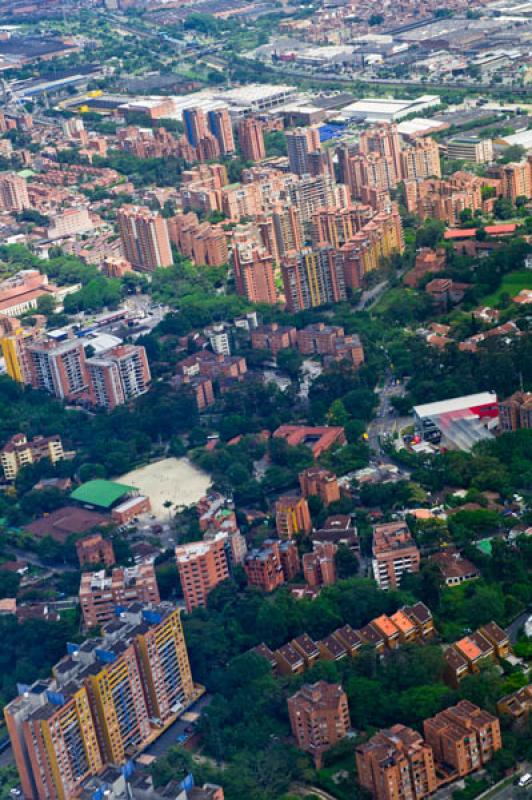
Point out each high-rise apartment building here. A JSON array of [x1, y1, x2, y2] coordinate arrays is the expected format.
[[5, 603, 197, 799], [167, 212, 228, 267], [183, 106, 235, 160], [87, 636, 151, 765], [350, 153, 398, 198], [400, 137, 441, 181], [117, 206, 173, 271], [26, 337, 90, 401], [499, 159, 532, 203], [232, 242, 277, 304], [356, 725, 438, 800], [175, 532, 230, 612], [0, 172, 30, 211], [79, 564, 160, 628], [307, 148, 334, 179], [86, 344, 151, 409], [281, 246, 347, 312], [286, 126, 322, 176], [359, 123, 402, 183], [208, 108, 235, 155], [288, 681, 350, 767], [275, 495, 312, 538], [0, 433, 65, 481], [183, 107, 208, 147], [372, 521, 420, 590], [1, 330, 34, 383], [271, 205, 303, 258], [5, 682, 103, 800], [134, 605, 195, 725], [288, 174, 338, 225], [238, 116, 266, 162], [423, 701, 501, 777]]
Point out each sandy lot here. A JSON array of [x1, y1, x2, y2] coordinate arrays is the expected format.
[[118, 458, 211, 517]]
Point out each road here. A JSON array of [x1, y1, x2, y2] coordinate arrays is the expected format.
[[356, 280, 388, 311], [230, 55, 532, 98], [291, 782, 338, 800], [478, 765, 531, 800], [505, 610, 531, 644], [5, 546, 78, 574], [367, 372, 408, 455], [144, 694, 212, 758]]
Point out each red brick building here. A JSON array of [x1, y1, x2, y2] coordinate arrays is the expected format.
[[299, 467, 340, 506], [356, 724, 438, 800], [303, 542, 337, 587], [288, 681, 350, 767], [372, 521, 420, 590], [251, 322, 297, 355], [175, 532, 230, 613], [273, 425, 346, 459], [79, 564, 160, 628], [275, 495, 312, 539], [238, 117, 266, 162], [423, 701, 502, 777], [75, 533, 115, 569], [244, 539, 300, 591]]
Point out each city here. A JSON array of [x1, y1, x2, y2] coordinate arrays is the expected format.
[[0, 1, 530, 800]]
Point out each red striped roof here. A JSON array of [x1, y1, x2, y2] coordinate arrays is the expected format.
[[444, 224, 517, 240]]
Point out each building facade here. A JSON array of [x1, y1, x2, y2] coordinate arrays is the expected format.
[[275, 495, 312, 538], [372, 522, 420, 590], [288, 681, 350, 767], [79, 565, 160, 628], [175, 532, 230, 613], [0, 433, 65, 481], [5, 603, 197, 799], [117, 206, 173, 271]]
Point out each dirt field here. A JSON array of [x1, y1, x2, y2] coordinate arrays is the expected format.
[[118, 458, 211, 517]]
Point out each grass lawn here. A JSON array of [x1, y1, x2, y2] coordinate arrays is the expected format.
[[372, 287, 412, 314], [480, 270, 532, 306]]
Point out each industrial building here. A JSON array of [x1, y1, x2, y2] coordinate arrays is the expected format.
[[339, 95, 440, 123], [413, 392, 499, 450]]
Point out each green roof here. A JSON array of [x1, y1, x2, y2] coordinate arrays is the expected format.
[[476, 538, 493, 556], [70, 479, 137, 509]]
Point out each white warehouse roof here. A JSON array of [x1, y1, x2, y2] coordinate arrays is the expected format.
[[414, 391, 498, 420], [497, 130, 532, 150]]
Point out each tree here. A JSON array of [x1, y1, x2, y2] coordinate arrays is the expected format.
[[500, 144, 526, 164], [416, 219, 445, 248], [276, 348, 303, 380], [334, 545, 359, 579], [36, 294, 56, 315], [493, 197, 515, 220], [327, 399, 350, 428], [459, 208, 473, 226], [0, 570, 20, 599]]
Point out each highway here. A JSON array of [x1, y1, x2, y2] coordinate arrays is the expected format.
[[228, 55, 532, 98]]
